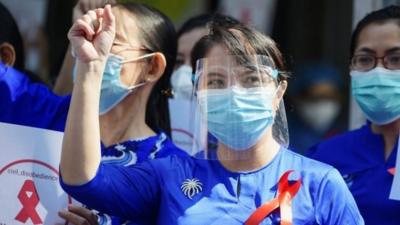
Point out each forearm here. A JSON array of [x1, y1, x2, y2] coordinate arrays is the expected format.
[[60, 60, 104, 185], [53, 45, 74, 96]]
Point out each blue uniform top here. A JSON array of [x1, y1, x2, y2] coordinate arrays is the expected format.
[[0, 63, 186, 224], [0, 63, 69, 131], [61, 148, 364, 225], [307, 124, 400, 225]]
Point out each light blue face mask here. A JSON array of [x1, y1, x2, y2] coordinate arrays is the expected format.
[[351, 67, 400, 125], [197, 87, 277, 150], [73, 53, 155, 115]]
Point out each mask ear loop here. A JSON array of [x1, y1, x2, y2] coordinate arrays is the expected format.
[[122, 53, 156, 90], [121, 53, 156, 64]]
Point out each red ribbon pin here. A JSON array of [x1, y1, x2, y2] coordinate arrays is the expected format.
[[15, 179, 43, 224], [245, 170, 302, 225]]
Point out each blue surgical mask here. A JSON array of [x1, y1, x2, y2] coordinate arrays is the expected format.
[[171, 65, 193, 99], [351, 67, 400, 125], [73, 53, 155, 115], [197, 87, 276, 150]]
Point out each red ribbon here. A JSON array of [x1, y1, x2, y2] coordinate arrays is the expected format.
[[15, 180, 43, 224], [388, 167, 396, 175], [245, 170, 302, 225]]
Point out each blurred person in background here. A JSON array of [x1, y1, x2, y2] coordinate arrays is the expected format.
[[288, 62, 345, 153], [171, 14, 211, 99], [0, 2, 44, 83], [308, 5, 400, 225]]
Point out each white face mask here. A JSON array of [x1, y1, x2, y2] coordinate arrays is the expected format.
[[299, 100, 340, 132], [171, 65, 193, 100]]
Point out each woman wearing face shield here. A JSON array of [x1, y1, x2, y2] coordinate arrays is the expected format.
[[0, 2, 186, 225], [308, 5, 400, 225], [60, 7, 363, 225]]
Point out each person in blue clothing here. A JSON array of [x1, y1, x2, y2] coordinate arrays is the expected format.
[[0, 2, 186, 225], [60, 5, 364, 225], [307, 5, 400, 225], [287, 62, 345, 154]]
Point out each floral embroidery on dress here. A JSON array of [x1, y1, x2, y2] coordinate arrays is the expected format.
[[97, 133, 168, 225]]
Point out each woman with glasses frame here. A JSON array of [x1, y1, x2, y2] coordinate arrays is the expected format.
[[308, 5, 400, 225]]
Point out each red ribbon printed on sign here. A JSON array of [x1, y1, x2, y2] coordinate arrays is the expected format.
[[245, 170, 302, 225], [15, 179, 43, 224]]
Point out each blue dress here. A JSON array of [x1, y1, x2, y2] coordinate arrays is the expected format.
[[307, 124, 400, 225], [0, 63, 186, 224], [61, 148, 364, 225]]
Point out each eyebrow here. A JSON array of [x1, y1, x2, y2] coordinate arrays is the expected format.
[[386, 47, 400, 54], [207, 72, 226, 79], [355, 46, 400, 54]]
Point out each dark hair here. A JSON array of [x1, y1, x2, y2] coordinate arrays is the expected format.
[[191, 15, 287, 81], [177, 14, 215, 38], [116, 2, 177, 136], [350, 5, 400, 57], [0, 2, 25, 71], [191, 16, 288, 146]]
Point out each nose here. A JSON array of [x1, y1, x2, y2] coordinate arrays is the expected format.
[[376, 57, 385, 68]]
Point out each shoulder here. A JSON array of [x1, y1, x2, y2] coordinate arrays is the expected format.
[[280, 149, 334, 175], [309, 126, 367, 153], [153, 132, 188, 158], [306, 125, 372, 173]]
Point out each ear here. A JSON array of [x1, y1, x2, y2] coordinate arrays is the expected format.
[[273, 80, 287, 110], [0, 42, 16, 67], [145, 52, 166, 82]]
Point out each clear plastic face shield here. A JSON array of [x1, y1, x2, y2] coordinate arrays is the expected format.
[[188, 55, 289, 160]]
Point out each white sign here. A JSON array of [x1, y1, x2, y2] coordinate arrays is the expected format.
[[0, 122, 71, 225], [389, 134, 400, 200]]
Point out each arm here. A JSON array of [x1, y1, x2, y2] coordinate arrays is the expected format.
[[60, 162, 161, 220], [60, 5, 115, 184], [53, 45, 74, 96], [315, 169, 364, 225]]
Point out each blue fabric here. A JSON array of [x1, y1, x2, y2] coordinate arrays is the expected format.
[[0, 62, 69, 131], [99, 133, 188, 225], [0, 62, 186, 225], [307, 124, 400, 225], [61, 148, 364, 225]]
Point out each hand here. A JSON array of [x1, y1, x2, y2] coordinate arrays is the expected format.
[[68, 4, 115, 63], [73, 0, 116, 22], [58, 205, 99, 225]]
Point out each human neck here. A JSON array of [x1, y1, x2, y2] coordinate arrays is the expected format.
[[371, 119, 400, 160], [217, 129, 280, 172], [99, 91, 156, 147]]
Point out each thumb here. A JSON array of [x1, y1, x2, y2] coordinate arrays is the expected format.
[[102, 4, 115, 33]]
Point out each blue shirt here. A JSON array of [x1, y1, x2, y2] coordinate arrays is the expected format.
[[0, 63, 186, 224], [307, 124, 400, 225], [0, 63, 69, 131], [98, 134, 187, 225], [61, 148, 364, 225]]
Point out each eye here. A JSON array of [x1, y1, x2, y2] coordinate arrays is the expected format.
[[354, 55, 374, 67], [387, 54, 400, 68], [175, 57, 184, 69], [207, 78, 226, 89], [240, 73, 262, 88]]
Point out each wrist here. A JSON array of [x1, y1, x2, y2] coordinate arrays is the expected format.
[[75, 58, 107, 84], [76, 58, 107, 73]]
